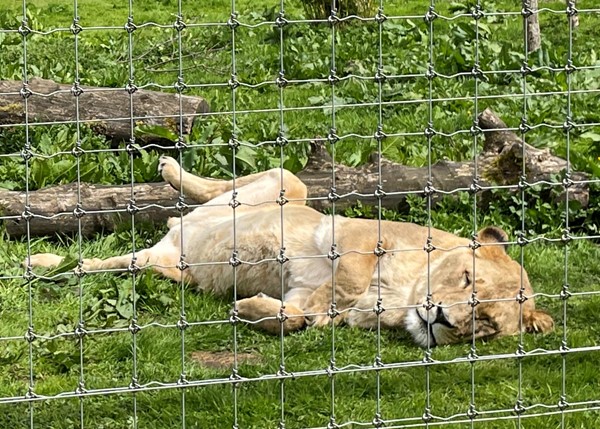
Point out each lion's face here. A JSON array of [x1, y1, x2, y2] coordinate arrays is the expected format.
[[405, 227, 554, 347]]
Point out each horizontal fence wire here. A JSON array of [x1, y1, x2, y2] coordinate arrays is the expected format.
[[0, 0, 599, 428]]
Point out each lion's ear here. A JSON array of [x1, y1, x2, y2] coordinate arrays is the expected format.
[[523, 309, 554, 334], [477, 226, 509, 248], [476, 226, 509, 258]]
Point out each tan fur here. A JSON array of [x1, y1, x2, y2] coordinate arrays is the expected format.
[[26, 156, 553, 347]]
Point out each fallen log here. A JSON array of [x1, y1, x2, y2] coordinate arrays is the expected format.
[[0, 108, 588, 237], [0, 77, 210, 145]]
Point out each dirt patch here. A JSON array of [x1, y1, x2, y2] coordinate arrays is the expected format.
[[190, 351, 263, 370]]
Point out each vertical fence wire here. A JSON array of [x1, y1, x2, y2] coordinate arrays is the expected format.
[[1, 2, 600, 429]]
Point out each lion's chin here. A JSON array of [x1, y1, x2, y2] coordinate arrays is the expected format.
[[405, 310, 457, 348]]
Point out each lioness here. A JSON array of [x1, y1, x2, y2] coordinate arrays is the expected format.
[[28, 156, 553, 347]]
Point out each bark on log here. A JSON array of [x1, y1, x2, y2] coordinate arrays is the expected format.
[[0, 182, 181, 237], [0, 78, 210, 145], [0, 108, 588, 237], [526, 0, 542, 53]]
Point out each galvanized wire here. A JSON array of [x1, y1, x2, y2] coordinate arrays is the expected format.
[[1, 2, 599, 429]]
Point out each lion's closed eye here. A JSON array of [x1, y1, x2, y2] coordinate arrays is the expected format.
[[463, 270, 472, 288]]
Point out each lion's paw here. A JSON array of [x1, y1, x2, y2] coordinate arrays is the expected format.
[[24, 253, 64, 269], [158, 156, 181, 183]]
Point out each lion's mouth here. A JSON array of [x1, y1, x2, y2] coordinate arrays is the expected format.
[[415, 308, 456, 348]]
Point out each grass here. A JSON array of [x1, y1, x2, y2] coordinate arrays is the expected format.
[[1, 0, 600, 427]]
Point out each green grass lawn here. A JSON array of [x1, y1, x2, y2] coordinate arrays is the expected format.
[[1, 0, 600, 427]]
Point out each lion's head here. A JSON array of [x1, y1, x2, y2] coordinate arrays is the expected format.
[[405, 227, 554, 347]]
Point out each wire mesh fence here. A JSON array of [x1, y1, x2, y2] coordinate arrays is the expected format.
[[1, 0, 599, 428]]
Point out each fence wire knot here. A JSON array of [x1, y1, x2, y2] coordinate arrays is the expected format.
[[174, 77, 187, 93], [21, 206, 34, 221], [560, 284, 571, 300], [73, 203, 86, 218], [126, 200, 139, 215], [228, 75, 240, 90], [566, 2, 578, 17], [469, 179, 481, 195], [275, 12, 288, 28], [20, 84, 32, 99], [276, 307, 288, 323], [177, 315, 189, 330], [327, 417, 340, 429], [471, 5, 484, 20], [516, 231, 529, 247], [229, 251, 241, 267], [128, 320, 140, 335], [173, 15, 186, 32], [74, 321, 88, 338], [558, 396, 569, 410], [327, 303, 340, 319], [129, 377, 140, 389], [327, 128, 339, 144], [470, 120, 482, 136], [277, 191, 288, 206], [374, 127, 386, 141], [276, 131, 288, 147], [328, 187, 340, 202], [375, 8, 387, 24], [562, 116, 575, 132], [71, 80, 83, 97], [177, 256, 188, 272], [424, 6, 437, 23], [18, 20, 31, 37], [521, 3, 534, 19], [328, 245, 339, 261], [561, 228, 572, 243], [374, 184, 386, 200], [25, 326, 36, 343], [177, 373, 189, 385], [227, 13, 239, 29], [176, 197, 188, 213], [468, 348, 479, 361], [469, 293, 480, 307], [277, 248, 289, 264], [124, 17, 137, 33], [467, 404, 479, 420], [71, 143, 84, 158], [519, 116, 531, 134], [73, 263, 86, 278], [127, 261, 140, 275], [374, 69, 387, 84], [425, 64, 437, 81], [373, 298, 385, 316], [25, 387, 37, 400], [328, 69, 340, 86], [75, 381, 87, 395], [276, 72, 288, 88], [374, 241, 386, 257], [516, 290, 528, 304], [327, 9, 340, 26], [424, 238, 436, 253], [564, 60, 577, 75], [422, 408, 433, 422], [513, 400, 525, 415], [372, 413, 384, 428]]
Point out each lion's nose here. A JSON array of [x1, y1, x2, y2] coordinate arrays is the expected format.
[[433, 304, 454, 328]]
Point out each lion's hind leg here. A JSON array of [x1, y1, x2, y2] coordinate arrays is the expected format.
[[25, 253, 65, 269], [236, 293, 306, 335]]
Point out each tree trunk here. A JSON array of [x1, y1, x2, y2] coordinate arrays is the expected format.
[[525, 0, 541, 53], [0, 108, 588, 237], [0, 78, 210, 145]]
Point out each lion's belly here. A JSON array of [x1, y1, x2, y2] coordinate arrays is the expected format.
[[183, 205, 331, 299]]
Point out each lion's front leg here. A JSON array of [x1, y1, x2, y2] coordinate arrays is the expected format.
[[303, 251, 379, 327], [236, 293, 306, 334]]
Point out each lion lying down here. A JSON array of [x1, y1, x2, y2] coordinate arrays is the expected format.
[[29, 156, 553, 347]]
